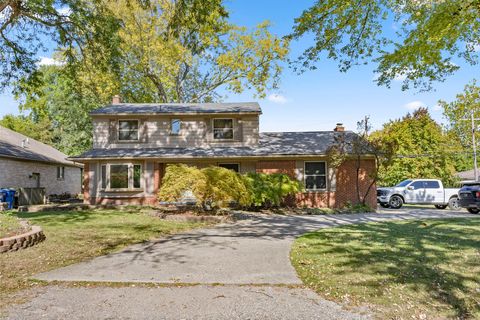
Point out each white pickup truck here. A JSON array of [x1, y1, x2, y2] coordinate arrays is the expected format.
[[377, 179, 460, 209]]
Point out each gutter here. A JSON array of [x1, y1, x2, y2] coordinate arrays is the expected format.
[[68, 154, 377, 162]]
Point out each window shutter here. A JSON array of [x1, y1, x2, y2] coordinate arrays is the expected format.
[[234, 119, 243, 142], [205, 118, 212, 141], [139, 119, 148, 143], [328, 166, 337, 191], [109, 119, 117, 143]]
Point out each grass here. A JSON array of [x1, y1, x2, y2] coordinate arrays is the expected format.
[[290, 218, 480, 319], [0, 209, 210, 308], [0, 214, 29, 238]]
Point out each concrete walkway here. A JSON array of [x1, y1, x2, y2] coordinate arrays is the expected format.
[[4, 208, 478, 320], [34, 209, 475, 284]]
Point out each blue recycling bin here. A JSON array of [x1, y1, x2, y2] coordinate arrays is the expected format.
[[0, 190, 5, 204], [1, 189, 15, 210]]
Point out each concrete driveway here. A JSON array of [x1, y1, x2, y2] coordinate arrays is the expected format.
[[34, 208, 474, 284], [5, 208, 478, 320]]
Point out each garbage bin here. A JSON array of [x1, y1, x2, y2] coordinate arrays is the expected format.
[[1, 189, 16, 210], [0, 190, 6, 204]]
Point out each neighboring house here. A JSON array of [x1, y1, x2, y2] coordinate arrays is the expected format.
[[456, 169, 475, 181], [72, 97, 376, 208], [0, 125, 83, 202]]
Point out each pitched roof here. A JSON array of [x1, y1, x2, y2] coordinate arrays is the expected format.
[[90, 102, 261, 116], [0, 126, 82, 167], [456, 169, 475, 180], [71, 131, 367, 160]]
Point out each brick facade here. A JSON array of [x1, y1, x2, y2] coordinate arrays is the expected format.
[[89, 196, 158, 205], [255, 159, 376, 209], [84, 158, 376, 209], [256, 160, 296, 177], [0, 158, 82, 196]]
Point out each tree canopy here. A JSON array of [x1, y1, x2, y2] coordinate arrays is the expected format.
[[0, 0, 120, 91], [289, 0, 480, 91], [371, 108, 459, 186], [440, 81, 480, 148], [9, 0, 288, 155], [90, 0, 289, 102]]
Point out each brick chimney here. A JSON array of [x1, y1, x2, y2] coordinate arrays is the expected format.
[[334, 123, 345, 132], [112, 95, 122, 104]]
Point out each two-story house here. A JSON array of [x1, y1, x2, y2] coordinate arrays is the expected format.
[[72, 97, 376, 208]]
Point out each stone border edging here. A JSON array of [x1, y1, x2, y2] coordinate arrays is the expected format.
[[0, 225, 45, 253]]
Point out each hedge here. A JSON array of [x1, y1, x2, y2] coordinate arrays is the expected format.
[[158, 164, 303, 208]]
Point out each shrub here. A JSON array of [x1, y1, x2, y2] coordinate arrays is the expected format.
[[159, 166, 304, 209], [158, 165, 251, 208], [201, 166, 251, 208], [158, 164, 207, 204], [243, 173, 303, 208]]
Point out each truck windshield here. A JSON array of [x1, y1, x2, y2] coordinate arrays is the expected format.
[[396, 180, 412, 187]]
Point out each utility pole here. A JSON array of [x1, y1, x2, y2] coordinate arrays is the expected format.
[[461, 112, 480, 181]]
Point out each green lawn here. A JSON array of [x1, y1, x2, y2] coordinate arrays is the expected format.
[[0, 209, 209, 308], [0, 214, 28, 238], [291, 218, 480, 319]]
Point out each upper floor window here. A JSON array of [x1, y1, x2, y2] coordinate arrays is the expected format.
[[213, 119, 234, 140], [118, 120, 139, 141], [56, 166, 65, 180], [171, 119, 181, 135], [305, 162, 326, 191]]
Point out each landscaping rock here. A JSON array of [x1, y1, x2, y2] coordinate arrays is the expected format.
[[0, 225, 45, 254]]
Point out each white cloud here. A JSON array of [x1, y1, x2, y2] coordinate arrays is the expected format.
[[37, 56, 64, 66], [432, 104, 442, 112], [267, 93, 288, 104], [57, 7, 72, 16], [404, 100, 425, 110]]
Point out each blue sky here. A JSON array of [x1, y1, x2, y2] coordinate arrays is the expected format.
[[1, 0, 478, 133]]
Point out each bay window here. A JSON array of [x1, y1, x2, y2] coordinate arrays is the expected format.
[[101, 163, 142, 190]]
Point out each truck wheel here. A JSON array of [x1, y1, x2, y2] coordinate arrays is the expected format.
[[448, 197, 459, 210], [467, 208, 480, 214], [434, 205, 447, 210], [380, 203, 390, 208], [389, 195, 403, 209]]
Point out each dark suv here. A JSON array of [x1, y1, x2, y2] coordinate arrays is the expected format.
[[458, 182, 480, 214]]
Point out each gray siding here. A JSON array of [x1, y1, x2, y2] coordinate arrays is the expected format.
[[92, 115, 260, 149], [0, 158, 82, 195]]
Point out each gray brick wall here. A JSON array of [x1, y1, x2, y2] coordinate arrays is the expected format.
[[0, 158, 82, 195]]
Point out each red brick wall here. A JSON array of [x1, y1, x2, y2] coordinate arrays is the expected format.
[[91, 196, 158, 205], [83, 159, 376, 209], [335, 159, 376, 209], [255, 159, 376, 209], [296, 192, 336, 208], [83, 163, 90, 203], [256, 160, 296, 177]]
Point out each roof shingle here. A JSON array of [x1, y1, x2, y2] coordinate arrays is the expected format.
[[91, 102, 261, 115], [71, 131, 365, 160], [0, 126, 82, 166]]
